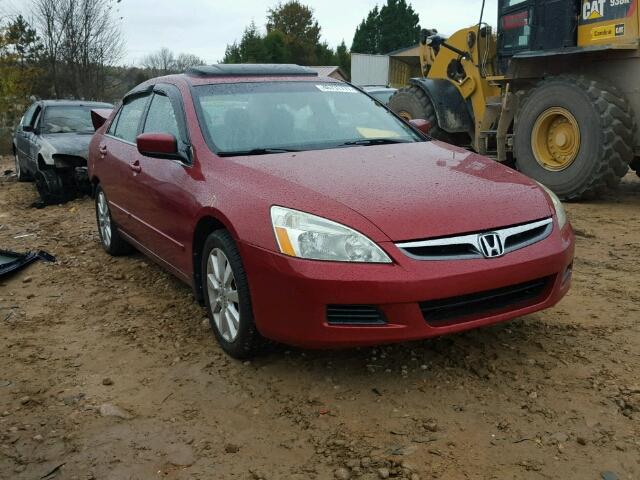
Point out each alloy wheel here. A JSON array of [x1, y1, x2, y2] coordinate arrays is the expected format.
[[206, 248, 240, 342], [97, 191, 112, 248]]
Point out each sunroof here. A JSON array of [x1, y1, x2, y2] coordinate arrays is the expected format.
[[186, 64, 319, 78]]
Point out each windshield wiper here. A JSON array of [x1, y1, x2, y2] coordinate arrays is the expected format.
[[338, 138, 412, 147], [218, 148, 301, 157]]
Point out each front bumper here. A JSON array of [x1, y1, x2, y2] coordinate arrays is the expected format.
[[240, 223, 574, 348]]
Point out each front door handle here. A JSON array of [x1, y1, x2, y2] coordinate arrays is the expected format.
[[99, 145, 107, 157], [130, 160, 142, 173]]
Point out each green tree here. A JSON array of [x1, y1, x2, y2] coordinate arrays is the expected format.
[[239, 21, 267, 63], [336, 40, 350, 77], [351, 6, 380, 54], [222, 1, 341, 67], [266, 1, 321, 65], [4, 15, 42, 68], [0, 16, 42, 99], [351, 1, 420, 54], [378, 0, 420, 53], [263, 29, 289, 63], [0, 16, 43, 135], [223, 42, 242, 63]]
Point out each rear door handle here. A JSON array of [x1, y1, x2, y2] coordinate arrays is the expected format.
[[130, 160, 142, 173], [99, 145, 107, 157]]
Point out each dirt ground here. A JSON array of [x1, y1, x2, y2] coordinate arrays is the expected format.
[[0, 155, 639, 480]]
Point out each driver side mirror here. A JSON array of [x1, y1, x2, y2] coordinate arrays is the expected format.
[[22, 125, 34, 133], [409, 118, 432, 135], [136, 132, 179, 159]]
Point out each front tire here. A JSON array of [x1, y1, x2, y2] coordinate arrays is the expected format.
[[34, 170, 65, 204], [95, 185, 132, 256], [201, 230, 264, 359], [514, 76, 634, 200]]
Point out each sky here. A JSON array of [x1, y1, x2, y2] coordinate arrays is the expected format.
[[1, 0, 498, 66]]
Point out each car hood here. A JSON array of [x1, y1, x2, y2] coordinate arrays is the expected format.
[[40, 133, 93, 159], [230, 141, 553, 242]]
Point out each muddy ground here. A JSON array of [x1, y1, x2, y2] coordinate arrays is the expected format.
[[0, 155, 639, 480]]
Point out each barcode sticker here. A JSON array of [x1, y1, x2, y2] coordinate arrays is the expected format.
[[316, 84, 357, 93]]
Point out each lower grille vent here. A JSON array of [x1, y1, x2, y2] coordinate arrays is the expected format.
[[327, 305, 386, 325], [420, 276, 551, 326]]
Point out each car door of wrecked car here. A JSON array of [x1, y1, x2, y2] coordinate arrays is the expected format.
[[21, 104, 42, 172], [127, 85, 195, 279], [15, 103, 38, 169], [100, 92, 151, 236]]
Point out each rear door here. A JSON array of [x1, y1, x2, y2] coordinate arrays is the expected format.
[[99, 92, 152, 234], [125, 84, 195, 276]]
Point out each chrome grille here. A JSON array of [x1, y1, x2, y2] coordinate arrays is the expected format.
[[396, 218, 553, 260]]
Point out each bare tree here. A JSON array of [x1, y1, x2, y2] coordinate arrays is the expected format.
[[141, 47, 175, 75], [142, 48, 205, 75], [32, 0, 124, 99], [175, 52, 204, 71]]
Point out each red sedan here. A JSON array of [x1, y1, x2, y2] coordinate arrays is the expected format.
[[88, 64, 574, 358]]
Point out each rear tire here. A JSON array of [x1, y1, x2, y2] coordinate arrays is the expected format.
[[389, 85, 455, 143], [14, 151, 31, 182], [201, 230, 264, 359], [95, 185, 133, 256], [514, 76, 634, 200]]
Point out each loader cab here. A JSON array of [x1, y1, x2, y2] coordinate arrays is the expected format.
[[497, 0, 578, 70]]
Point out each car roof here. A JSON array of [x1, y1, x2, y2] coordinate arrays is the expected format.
[[122, 65, 344, 98], [186, 64, 319, 78], [39, 100, 113, 108]]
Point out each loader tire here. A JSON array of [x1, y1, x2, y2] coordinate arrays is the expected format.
[[389, 85, 454, 143], [631, 157, 640, 178], [514, 76, 634, 201]]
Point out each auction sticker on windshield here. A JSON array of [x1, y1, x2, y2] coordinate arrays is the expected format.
[[316, 84, 357, 93]]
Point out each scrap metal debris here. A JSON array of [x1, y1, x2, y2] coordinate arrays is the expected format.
[[0, 249, 55, 278]]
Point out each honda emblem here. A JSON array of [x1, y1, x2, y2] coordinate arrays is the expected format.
[[478, 233, 505, 258]]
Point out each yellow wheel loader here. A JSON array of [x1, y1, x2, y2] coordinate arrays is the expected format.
[[389, 0, 640, 200]]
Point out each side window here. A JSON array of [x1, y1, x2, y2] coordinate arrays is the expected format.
[[31, 106, 43, 129], [107, 107, 122, 135], [143, 94, 180, 139], [112, 95, 149, 143], [21, 104, 38, 126]]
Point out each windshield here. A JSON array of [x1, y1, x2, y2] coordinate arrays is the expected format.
[[41, 106, 97, 134], [368, 90, 396, 105], [193, 82, 423, 155]]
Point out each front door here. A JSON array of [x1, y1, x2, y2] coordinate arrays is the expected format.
[[15, 103, 38, 166], [16, 104, 41, 174], [125, 85, 196, 277], [99, 93, 152, 234]]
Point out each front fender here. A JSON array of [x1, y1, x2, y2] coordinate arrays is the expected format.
[[38, 139, 56, 167]]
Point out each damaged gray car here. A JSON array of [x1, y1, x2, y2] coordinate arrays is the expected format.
[[12, 100, 113, 204]]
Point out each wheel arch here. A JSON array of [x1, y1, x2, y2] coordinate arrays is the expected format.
[[89, 174, 101, 197], [192, 213, 238, 304], [37, 152, 53, 171], [408, 78, 473, 134]]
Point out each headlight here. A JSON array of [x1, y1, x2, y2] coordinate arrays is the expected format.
[[271, 206, 392, 263], [537, 183, 567, 229]]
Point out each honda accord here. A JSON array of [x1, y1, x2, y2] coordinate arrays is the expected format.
[[88, 64, 574, 358]]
